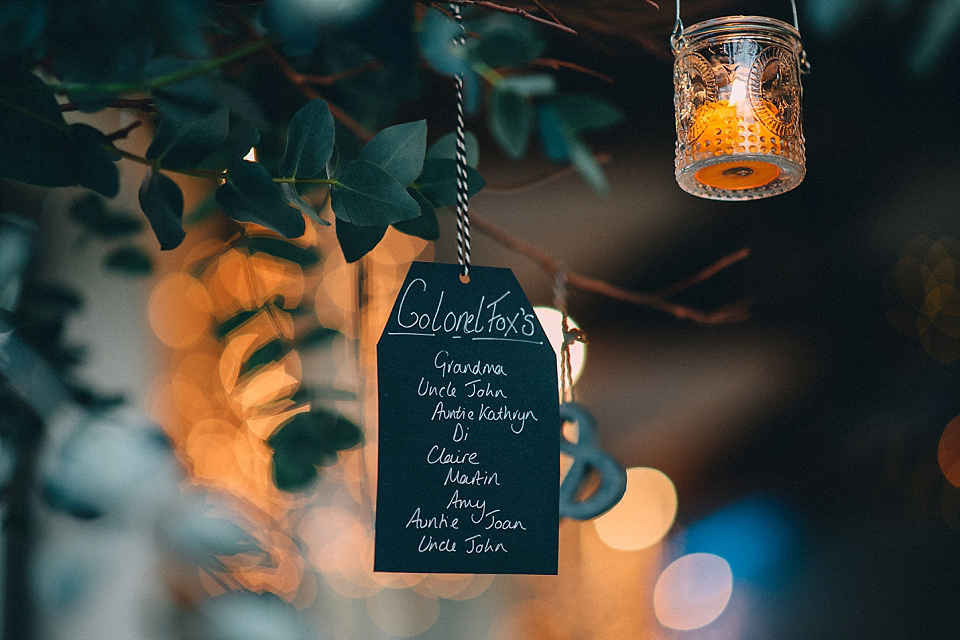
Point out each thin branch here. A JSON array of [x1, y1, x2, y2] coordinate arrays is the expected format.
[[423, 0, 577, 34], [530, 0, 563, 26], [654, 247, 751, 298], [531, 57, 615, 83], [60, 98, 156, 113], [471, 212, 751, 324], [483, 152, 612, 193], [104, 120, 143, 141]]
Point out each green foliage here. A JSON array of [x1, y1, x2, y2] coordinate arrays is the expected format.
[[239, 338, 289, 378], [392, 189, 440, 241], [537, 96, 623, 195], [103, 246, 153, 276], [70, 195, 143, 239], [296, 325, 339, 349], [335, 217, 388, 264], [469, 12, 545, 68], [279, 99, 335, 181], [235, 235, 321, 268], [0, 69, 95, 190], [330, 159, 420, 226], [214, 308, 260, 340], [147, 105, 230, 171], [415, 159, 486, 207], [358, 120, 427, 187], [138, 170, 185, 250], [217, 160, 306, 238], [268, 408, 363, 492], [489, 88, 533, 159], [67, 124, 120, 198], [426, 131, 480, 168]]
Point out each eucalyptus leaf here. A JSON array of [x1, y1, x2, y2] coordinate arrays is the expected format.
[[279, 98, 335, 179], [297, 325, 339, 349], [489, 88, 532, 159], [147, 57, 220, 116], [70, 194, 143, 239], [103, 246, 153, 277], [138, 170, 185, 250], [235, 236, 321, 268], [0, 1, 48, 59], [68, 123, 120, 198], [359, 120, 427, 187], [193, 114, 260, 172], [216, 160, 306, 239], [239, 338, 288, 378], [552, 94, 623, 133], [268, 408, 363, 491], [567, 134, 609, 195], [0, 68, 73, 187], [392, 188, 439, 241], [262, 0, 322, 57], [280, 182, 329, 225], [470, 28, 545, 68], [419, 8, 471, 76], [414, 159, 486, 208], [215, 309, 260, 339], [497, 74, 557, 97], [537, 103, 568, 162], [426, 131, 480, 168], [335, 217, 387, 263], [146, 105, 230, 171], [331, 159, 420, 226]]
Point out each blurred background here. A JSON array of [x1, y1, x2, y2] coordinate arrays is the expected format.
[[3, 0, 960, 638]]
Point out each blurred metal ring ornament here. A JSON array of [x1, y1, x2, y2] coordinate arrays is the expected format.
[[672, 0, 809, 200]]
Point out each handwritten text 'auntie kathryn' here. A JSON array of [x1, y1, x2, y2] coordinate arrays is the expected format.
[[391, 277, 539, 340]]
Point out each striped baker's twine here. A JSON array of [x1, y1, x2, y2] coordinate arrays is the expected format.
[[450, 3, 471, 280]]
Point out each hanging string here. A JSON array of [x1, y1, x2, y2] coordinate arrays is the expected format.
[[450, 3, 471, 280], [552, 264, 577, 404]]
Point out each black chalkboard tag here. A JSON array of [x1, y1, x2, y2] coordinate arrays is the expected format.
[[374, 261, 560, 574]]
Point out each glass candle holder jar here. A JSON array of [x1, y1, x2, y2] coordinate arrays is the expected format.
[[674, 16, 805, 200]]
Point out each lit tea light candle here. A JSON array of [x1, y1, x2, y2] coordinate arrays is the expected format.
[[690, 98, 782, 190]]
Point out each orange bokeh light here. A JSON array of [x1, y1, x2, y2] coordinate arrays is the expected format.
[[939, 414, 960, 487]]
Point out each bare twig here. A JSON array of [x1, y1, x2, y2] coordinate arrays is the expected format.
[[423, 0, 577, 34], [299, 60, 381, 86], [104, 120, 143, 142], [471, 212, 751, 324], [532, 57, 615, 83], [654, 247, 751, 298]]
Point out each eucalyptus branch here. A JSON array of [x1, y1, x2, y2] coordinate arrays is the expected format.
[[422, 0, 577, 34], [471, 211, 751, 324]]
